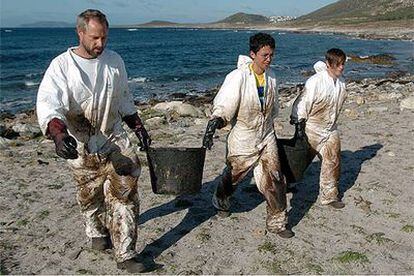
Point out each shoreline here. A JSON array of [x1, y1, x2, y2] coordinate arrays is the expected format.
[[1, 69, 411, 119], [4, 24, 413, 41], [119, 19, 414, 41], [124, 25, 414, 41], [1, 73, 412, 133]]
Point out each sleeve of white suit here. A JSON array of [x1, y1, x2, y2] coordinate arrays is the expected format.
[[118, 59, 137, 117], [212, 70, 242, 125], [291, 78, 317, 122], [36, 58, 70, 135]]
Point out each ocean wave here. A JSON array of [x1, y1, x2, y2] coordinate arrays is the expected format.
[[25, 80, 40, 87], [0, 98, 34, 112], [0, 53, 40, 63], [25, 72, 43, 78], [128, 77, 149, 83], [281, 82, 302, 87], [0, 74, 27, 82]]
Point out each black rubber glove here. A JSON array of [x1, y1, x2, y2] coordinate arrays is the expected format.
[[47, 118, 78, 159], [290, 117, 306, 140], [123, 113, 151, 151], [203, 117, 225, 150]]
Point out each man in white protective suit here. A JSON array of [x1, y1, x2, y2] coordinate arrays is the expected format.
[[36, 9, 151, 273], [290, 48, 347, 209], [202, 33, 294, 239]]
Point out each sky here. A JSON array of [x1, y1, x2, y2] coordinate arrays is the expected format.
[[0, 0, 338, 27]]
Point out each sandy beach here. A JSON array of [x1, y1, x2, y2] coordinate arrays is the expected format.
[[1, 71, 413, 274]]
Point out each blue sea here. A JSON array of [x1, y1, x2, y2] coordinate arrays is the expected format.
[[1, 28, 413, 113]]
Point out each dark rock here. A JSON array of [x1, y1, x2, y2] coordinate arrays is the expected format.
[[37, 159, 49, 165], [301, 70, 314, 77], [168, 92, 187, 100], [0, 111, 15, 121], [349, 53, 396, 65], [147, 98, 163, 106], [184, 95, 214, 107], [22, 108, 36, 117], [134, 100, 142, 106], [279, 84, 304, 96], [0, 125, 19, 139], [386, 71, 407, 79], [182, 88, 219, 107], [375, 79, 394, 86]]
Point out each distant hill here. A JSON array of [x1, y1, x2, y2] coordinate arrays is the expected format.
[[216, 12, 269, 24], [19, 21, 73, 28], [138, 20, 179, 27], [130, 12, 270, 28], [296, 0, 414, 24]]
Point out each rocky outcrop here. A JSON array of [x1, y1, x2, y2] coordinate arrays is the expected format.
[[348, 54, 396, 65], [1, 74, 412, 145]]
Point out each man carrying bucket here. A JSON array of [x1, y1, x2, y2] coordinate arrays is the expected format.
[[203, 33, 293, 238], [37, 9, 150, 272], [290, 48, 347, 209]]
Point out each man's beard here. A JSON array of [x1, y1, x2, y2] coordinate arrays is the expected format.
[[83, 43, 103, 59]]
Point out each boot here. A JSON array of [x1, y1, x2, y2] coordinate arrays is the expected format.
[[328, 200, 345, 209], [117, 257, 146, 273], [212, 193, 231, 218], [91, 237, 111, 250], [266, 206, 294, 238], [275, 229, 295, 239]]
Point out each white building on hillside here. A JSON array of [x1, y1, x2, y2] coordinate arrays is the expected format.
[[268, 15, 296, 22]]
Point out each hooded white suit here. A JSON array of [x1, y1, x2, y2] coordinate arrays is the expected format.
[[212, 55, 287, 232], [291, 61, 347, 204], [212, 55, 279, 157], [37, 48, 137, 154], [37, 48, 140, 262]]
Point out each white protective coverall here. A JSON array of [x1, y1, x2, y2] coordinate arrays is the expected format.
[[291, 61, 347, 204], [37, 48, 140, 262], [212, 55, 288, 232]]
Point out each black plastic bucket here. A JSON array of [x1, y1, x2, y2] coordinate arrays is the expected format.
[[277, 135, 314, 184], [146, 147, 206, 195]]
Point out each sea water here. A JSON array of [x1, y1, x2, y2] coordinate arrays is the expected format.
[[1, 28, 413, 113]]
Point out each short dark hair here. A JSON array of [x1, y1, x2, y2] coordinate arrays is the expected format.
[[249, 32, 275, 54], [325, 48, 346, 66], [77, 9, 109, 30]]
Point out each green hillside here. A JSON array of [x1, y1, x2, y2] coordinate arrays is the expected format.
[[297, 0, 414, 24]]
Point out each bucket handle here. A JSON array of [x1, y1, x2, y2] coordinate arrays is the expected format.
[[145, 148, 158, 193]]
